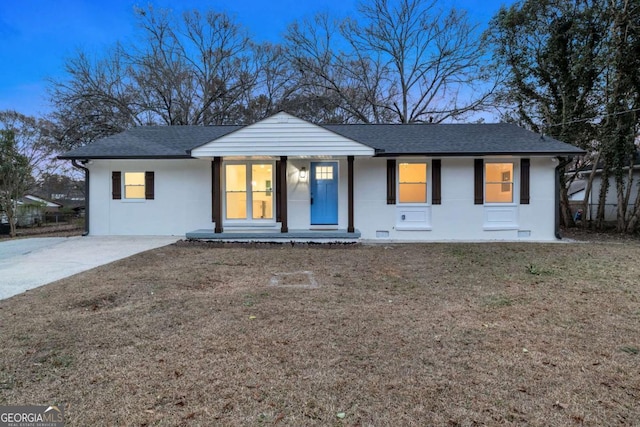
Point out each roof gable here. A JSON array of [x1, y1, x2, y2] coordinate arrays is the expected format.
[[190, 112, 375, 158], [19, 194, 62, 208]]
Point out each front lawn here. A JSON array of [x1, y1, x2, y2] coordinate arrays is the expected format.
[[1, 241, 639, 425]]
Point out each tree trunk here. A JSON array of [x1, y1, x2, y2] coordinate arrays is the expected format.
[[581, 152, 600, 228], [557, 168, 575, 227], [625, 183, 640, 232], [560, 186, 574, 227], [616, 177, 626, 232], [616, 156, 635, 231], [7, 203, 17, 238], [595, 164, 610, 228]]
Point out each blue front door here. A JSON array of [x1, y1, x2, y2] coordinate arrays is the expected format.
[[310, 162, 338, 225]]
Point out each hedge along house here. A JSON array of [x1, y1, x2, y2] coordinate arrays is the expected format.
[[59, 112, 584, 241]]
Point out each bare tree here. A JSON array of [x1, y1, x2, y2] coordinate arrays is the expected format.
[[48, 6, 259, 150], [0, 130, 32, 237], [0, 111, 56, 182], [48, 47, 143, 151], [285, 13, 392, 123], [285, 0, 494, 124], [129, 7, 257, 125], [0, 111, 53, 238]]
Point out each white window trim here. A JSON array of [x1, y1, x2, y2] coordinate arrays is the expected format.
[[394, 159, 432, 231], [223, 160, 276, 226], [483, 160, 519, 230], [397, 160, 431, 205], [484, 160, 518, 206], [122, 171, 146, 203]]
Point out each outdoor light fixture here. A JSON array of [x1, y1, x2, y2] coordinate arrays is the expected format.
[[299, 166, 308, 181]]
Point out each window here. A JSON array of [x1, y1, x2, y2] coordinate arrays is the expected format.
[[485, 163, 513, 203], [315, 165, 334, 180], [225, 165, 247, 219], [225, 163, 274, 221], [398, 163, 427, 203], [112, 171, 154, 200], [124, 172, 145, 199], [251, 164, 273, 220]]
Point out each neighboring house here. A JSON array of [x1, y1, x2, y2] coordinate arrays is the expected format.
[[568, 165, 640, 222], [16, 194, 63, 227], [58, 112, 583, 241]]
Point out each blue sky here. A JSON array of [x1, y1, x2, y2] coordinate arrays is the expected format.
[[0, 0, 515, 117]]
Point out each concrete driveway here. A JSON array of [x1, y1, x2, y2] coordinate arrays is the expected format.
[[0, 236, 180, 300]]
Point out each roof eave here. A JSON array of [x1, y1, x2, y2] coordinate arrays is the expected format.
[[373, 150, 585, 157], [57, 154, 194, 160]]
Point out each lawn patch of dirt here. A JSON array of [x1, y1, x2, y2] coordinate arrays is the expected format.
[[1, 242, 639, 425]]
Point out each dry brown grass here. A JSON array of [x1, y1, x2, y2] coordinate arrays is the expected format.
[[0, 223, 84, 240], [1, 241, 639, 426]]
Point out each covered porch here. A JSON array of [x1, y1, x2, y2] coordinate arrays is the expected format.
[[189, 112, 375, 238]]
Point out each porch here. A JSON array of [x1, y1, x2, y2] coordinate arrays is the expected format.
[[185, 228, 361, 243]]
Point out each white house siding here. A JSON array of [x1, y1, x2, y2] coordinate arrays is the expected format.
[[353, 157, 558, 241], [88, 159, 213, 236], [87, 156, 558, 240], [191, 112, 374, 158], [518, 157, 557, 239]]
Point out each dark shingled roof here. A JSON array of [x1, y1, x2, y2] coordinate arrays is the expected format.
[[324, 123, 583, 156], [59, 125, 241, 159], [59, 122, 584, 159]]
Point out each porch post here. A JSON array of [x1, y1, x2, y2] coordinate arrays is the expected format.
[[280, 156, 288, 233], [275, 160, 282, 222], [212, 157, 223, 233], [348, 155, 355, 233]]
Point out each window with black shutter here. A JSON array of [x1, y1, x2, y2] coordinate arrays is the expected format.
[[386, 159, 396, 204], [145, 171, 155, 200], [112, 171, 122, 200], [520, 159, 530, 204], [474, 159, 483, 204]]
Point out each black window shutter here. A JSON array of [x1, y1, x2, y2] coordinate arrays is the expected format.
[[386, 159, 396, 204], [432, 159, 441, 205], [474, 159, 484, 205], [112, 171, 122, 200], [145, 171, 155, 200], [520, 158, 530, 204]]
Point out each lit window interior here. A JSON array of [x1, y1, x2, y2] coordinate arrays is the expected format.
[[124, 172, 145, 199], [485, 163, 513, 203], [225, 164, 273, 220], [226, 165, 247, 219], [315, 166, 334, 180], [252, 164, 273, 219], [398, 163, 427, 203]]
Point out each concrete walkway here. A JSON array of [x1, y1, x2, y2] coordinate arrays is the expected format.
[[0, 236, 180, 300]]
